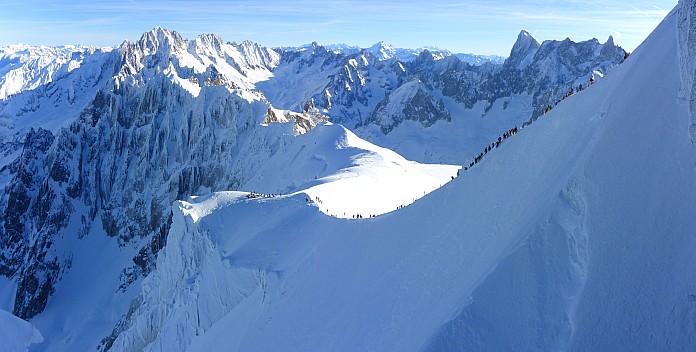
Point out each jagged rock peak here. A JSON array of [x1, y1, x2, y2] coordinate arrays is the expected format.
[[504, 29, 541, 69], [606, 35, 615, 47], [600, 34, 626, 60], [195, 33, 224, 51], [137, 26, 186, 55], [510, 30, 541, 59]]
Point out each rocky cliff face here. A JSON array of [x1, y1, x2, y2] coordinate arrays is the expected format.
[[0, 28, 293, 320], [262, 31, 626, 134]]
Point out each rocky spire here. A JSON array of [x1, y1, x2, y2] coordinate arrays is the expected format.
[[507, 30, 541, 68]]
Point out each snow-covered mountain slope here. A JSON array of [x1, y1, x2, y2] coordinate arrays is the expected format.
[[12, 105, 457, 352], [106, 123, 460, 351], [118, 27, 278, 91], [104, 2, 696, 351], [0, 308, 43, 351], [0, 27, 279, 142], [0, 45, 111, 100], [243, 122, 459, 218], [367, 77, 451, 133], [260, 32, 626, 163], [0, 46, 115, 151]]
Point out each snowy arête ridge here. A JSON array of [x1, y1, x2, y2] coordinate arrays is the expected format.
[[1, 5, 694, 351]]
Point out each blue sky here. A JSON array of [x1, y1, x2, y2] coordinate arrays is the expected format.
[[0, 0, 676, 56]]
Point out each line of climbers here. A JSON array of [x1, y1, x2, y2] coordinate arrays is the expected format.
[[463, 126, 518, 171], [246, 191, 280, 199], [257, 77, 599, 218], [463, 75, 599, 172], [543, 76, 595, 114], [305, 76, 602, 217]]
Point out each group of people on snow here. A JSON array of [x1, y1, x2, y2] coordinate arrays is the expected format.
[[543, 76, 595, 115], [246, 191, 280, 199], [352, 213, 375, 219], [463, 76, 598, 172], [463, 126, 519, 171], [306, 196, 324, 204]]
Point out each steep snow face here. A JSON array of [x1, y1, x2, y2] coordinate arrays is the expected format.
[[0, 45, 112, 100], [0, 23, 680, 351], [422, 4, 696, 351], [0, 308, 43, 351], [678, 0, 696, 141], [109, 3, 696, 351]]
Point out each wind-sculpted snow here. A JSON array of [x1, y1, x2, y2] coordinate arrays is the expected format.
[[423, 181, 589, 351], [244, 123, 460, 218], [678, 0, 696, 141]]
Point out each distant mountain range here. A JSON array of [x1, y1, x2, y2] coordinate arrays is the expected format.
[[279, 41, 506, 65]]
